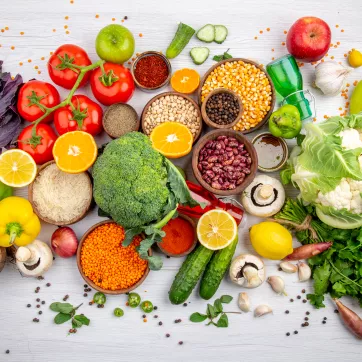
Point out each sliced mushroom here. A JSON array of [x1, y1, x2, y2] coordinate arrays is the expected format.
[[229, 254, 266, 288], [241, 175, 285, 217]]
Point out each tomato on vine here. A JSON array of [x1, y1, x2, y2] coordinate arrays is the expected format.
[[54, 95, 103, 136], [17, 80, 60, 123], [90, 62, 135, 106], [48, 44, 92, 89]]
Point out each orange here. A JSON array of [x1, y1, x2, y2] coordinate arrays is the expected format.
[[170, 68, 200, 94], [52, 131, 97, 173], [150, 122, 193, 158]]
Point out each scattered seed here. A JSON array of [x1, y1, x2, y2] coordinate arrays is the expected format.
[[36, 298, 40, 302], [305, 322, 309, 326], [36, 305, 40, 308], [95, 14, 99, 18], [143, 318, 147, 323], [142, 314, 146, 318], [65, 16, 69, 20], [20, 32, 24, 35], [139, 33, 143, 37]]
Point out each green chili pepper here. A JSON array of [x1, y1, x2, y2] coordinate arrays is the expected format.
[[93, 292, 107, 305], [350, 81, 362, 115], [128, 293, 141, 308], [113, 307, 124, 317], [0, 181, 12, 202], [268, 104, 302, 139], [140, 300, 154, 313]]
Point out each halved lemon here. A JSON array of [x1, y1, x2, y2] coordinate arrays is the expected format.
[[0, 149, 37, 187], [150, 122, 193, 158], [52, 131, 97, 174], [197, 209, 238, 250]]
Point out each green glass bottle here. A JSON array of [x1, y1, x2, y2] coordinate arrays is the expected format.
[[266, 54, 312, 120]]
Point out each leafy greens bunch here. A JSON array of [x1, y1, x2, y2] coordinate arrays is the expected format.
[[92, 132, 201, 270]]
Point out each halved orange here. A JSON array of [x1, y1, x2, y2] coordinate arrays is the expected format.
[[197, 209, 238, 250], [150, 122, 193, 158], [52, 131, 97, 174], [171, 68, 200, 94]]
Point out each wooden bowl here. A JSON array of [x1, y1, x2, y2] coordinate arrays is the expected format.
[[102, 103, 140, 139], [131, 51, 172, 92], [197, 58, 276, 134], [141, 91, 203, 143], [192, 129, 258, 196], [0, 247, 6, 273], [28, 161, 92, 226], [76, 220, 151, 295], [201, 89, 243, 129], [157, 214, 198, 258]]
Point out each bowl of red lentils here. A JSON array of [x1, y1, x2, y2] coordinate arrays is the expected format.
[[131, 51, 172, 92], [76, 220, 150, 295], [198, 58, 276, 134]]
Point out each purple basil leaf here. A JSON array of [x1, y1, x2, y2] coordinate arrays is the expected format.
[[0, 111, 21, 148]]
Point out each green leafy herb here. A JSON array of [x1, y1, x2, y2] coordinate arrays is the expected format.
[[49, 302, 90, 333], [213, 49, 233, 62], [189, 295, 239, 328]]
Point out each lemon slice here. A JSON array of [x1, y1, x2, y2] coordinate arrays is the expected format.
[[197, 209, 237, 250], [0, 149, 37, 187]]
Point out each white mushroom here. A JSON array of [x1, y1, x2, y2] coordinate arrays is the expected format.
[[241, 175, 285, 217], [229, 254, 266, 288], [16, 240, 53, 277]]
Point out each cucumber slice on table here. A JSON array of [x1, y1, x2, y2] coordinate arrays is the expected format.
[[214, 25, 228, 44], [196, 24, 215, 43], [166, 23, 196, 59], [190, 47, 210, 65]]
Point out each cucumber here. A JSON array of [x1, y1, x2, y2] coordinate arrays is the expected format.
[[199, 236, 238, 300], [169, 245, 214, 305], [166, 23, 195, 59], [214, 25, 228, 44], [190, 47, 210, 65], [196, 24, 215, 43]]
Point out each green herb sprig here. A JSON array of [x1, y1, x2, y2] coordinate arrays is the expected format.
[[213, 49, 233, 62], [50, 302, 90, 331], [190, 295, 240, 327]]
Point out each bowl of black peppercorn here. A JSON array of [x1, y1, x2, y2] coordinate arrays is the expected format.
[[201, 89, 243, 129]]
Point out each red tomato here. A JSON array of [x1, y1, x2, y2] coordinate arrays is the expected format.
[[90, 62, 135, 106], [18, 124, 58, 164], [48, 44, 92, 89], [54, 95, 103, 136], [17, 80, 60, 123]]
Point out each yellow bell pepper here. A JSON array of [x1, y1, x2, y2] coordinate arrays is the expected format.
[[0, 196, 41, 247]]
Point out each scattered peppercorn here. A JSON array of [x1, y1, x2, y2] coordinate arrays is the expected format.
[[306, 311, 310, 315], [159, 321, 163, 326], [89, 302, 93, 306], [142, 314, 146, 318], [286, 332, 290, 336], [305, 322, 309, 326], [36, 298, 40, 302], [302, 289, 306, 293], [297, 295, 301, 299], [322, 320, 326, 324], [37, 276, 44, 280], [33, 318, 39, 323], [305, 317, 309, 321], [294, 331, 298, 334], [27, 304, 31, 308], [84, 284, 88, 288], [154, 315, 158, 319], [178, 341, 183, 345], [38, 311, 42, 315], [278, 267, 282, 271], [334, 309, 339, 314], [97, 304, 102, 309], [324, 317, 327, 320], [183, 303, 187, 307], [303, 299, 307, 303], [154, 306, 158, 310], [124, 16, 128, 20], [290, 299, 294, 302], [36, 305, 40, 308], [285, 310, 289, 314], [5, 350, 9, 354], [46, 283, 51, 287], [84, 293, 88, 297], [166, 334, 170, 338]]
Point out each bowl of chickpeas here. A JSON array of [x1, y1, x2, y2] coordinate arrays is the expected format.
[[198, 58, 276, 134]]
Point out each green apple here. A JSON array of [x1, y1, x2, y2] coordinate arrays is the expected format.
[[95, 24, 135, 64]]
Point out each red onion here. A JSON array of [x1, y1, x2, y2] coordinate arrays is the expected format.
[[51, 227, 78, 258]]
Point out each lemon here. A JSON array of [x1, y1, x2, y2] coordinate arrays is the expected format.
[[197, 209, 238, 250], [0, 149, 37, 187], [250, 221, 293, 260], [348, 49, 362, 68]]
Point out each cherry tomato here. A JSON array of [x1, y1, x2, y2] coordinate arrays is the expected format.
[[18, 124, 58, 165], [17, 80, 60, 123], [90, 62, 135, 106], [48, 44, 92, 89], [54, 95, 103, 136]]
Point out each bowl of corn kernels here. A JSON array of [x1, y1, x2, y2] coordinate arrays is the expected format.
[[198, 58, 276, 134]]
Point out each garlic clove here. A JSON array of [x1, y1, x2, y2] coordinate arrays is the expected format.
[[267, 276, 287, 296], [238, 292, 250, 312], [279, 261, 298, 274], [254, 304, 273, 318], [298, 261, 311, 282]]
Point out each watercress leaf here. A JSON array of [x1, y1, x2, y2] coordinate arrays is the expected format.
[[214, 299, 223, 314], [313, 262, 331, 295], [307, 293, 325, 308], [330, 269, 344, 284], [207, 304, 217, 319], [72, 318, 83, 329], [216, 313, 229, 328], [223, 52, 233, 59], [50, 302, 73, 314], [74, 315, 90, 326], [147, 255, 163, 271], [50, 302, 63, 312], [190, 312, 208, 323], [220, 295, 233, 304], [213, 55, 223, 62], [339, 250, 356, 262], [123, 227, 144, 246], [54, 313, 72, 325]]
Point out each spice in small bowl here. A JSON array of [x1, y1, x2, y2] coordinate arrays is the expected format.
[[132, 51, 171, 92], [158, 214, 197, 257], [252, 132, 289, 172], [103, 103, 139, 138], [202, 89, 243, 129]]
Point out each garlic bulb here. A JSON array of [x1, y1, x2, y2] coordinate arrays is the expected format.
[[314, 61, 353, 96]]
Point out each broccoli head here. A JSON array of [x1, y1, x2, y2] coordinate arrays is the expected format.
[[92, 132, 171, 229]]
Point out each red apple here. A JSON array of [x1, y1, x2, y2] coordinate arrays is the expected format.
[[286, 16, 331, 62]]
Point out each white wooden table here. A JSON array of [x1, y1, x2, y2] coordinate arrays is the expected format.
[[1, 0, 361, 361]]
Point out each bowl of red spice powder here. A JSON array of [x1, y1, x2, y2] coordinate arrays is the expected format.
[[158, 214, 198, 257], [131, 51, 171, 92]]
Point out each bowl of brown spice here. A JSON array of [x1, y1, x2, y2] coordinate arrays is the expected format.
[[131, 51, 172, 92]]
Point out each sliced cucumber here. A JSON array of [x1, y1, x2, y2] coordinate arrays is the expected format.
[[214, 25, 228, 44], [190, 47, 210, 65], [196, 24, 215, 43]]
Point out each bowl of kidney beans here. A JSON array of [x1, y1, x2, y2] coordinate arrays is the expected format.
[[192, 129, 258, 196], [201, 89, 243, 129]]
